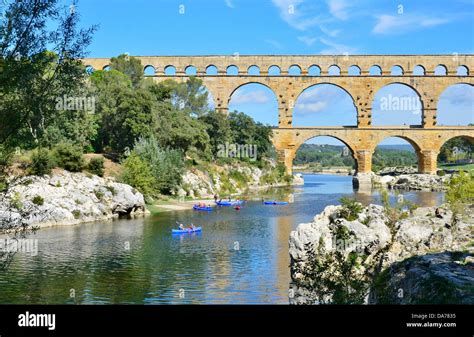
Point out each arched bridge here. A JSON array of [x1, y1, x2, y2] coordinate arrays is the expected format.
[[82, 55, 474, 174]]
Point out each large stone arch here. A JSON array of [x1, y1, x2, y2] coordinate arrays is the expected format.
[[227, 81, 278, 105], [292, 82, 358, 127], [369, 134, 429, 173], [370, 82, 424, 126], [227, 81, 279, 125], [436, 83, 474, 126], [293, 134, 358, 172]]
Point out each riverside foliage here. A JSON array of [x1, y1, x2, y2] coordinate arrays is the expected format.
[[0, 1, 279, 198]]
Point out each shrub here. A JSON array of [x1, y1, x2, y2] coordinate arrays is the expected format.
[[32, 195, 44, 206], [94, 190, 104, 200], [132, 136, 185, 195], [52, 142, 84, 172], [229, 170, 248, 188], [72, 210, 81, 219], [105, 185, 117, 196], [337, 197, 363, 221], [121, 152, 157, 197], [11, 192, 23, 210], [28, 148, 54, 176], [87, 157, 105, 177], [0, 147, 12, 191], [446, 171, 474, 218]]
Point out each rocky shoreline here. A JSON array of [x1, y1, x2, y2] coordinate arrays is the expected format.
[[289, 203, 474, 304], [174, 165, 304, 199], [0, 170, 146, 228]]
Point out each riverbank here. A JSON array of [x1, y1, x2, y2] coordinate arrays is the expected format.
[[149, 180, 301, 212], [173, 163, 303, 200], [293, 165, 353, 175], [289, 201, 474, 304]]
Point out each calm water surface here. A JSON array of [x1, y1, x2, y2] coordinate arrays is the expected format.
[[0, 174, 444, 304]]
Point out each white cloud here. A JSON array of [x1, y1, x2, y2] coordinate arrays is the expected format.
[[439, 85, 474, 106], [373, 14, 450, 34], [225, 0, 234, 8], [319, 25, 341, 37], [295, 101, 328, 114], [297, 36, 317, 46], [271, 0, 325, 31], [319, 38, 357, 55], [231, 90, 271, 105], [264, 39, 283, 49], [327, 0, 350, 20]]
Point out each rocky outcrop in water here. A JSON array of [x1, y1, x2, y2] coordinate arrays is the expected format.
[[289, 203, 474, 304], [0, 170, 146, 228], [377, 166, 418, 176], [353, 170, 451, 192], [375, 174, 451, 191]]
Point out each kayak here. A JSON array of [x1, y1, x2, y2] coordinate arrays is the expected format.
[[193, 205, 213, 211], [172, 226, 202, 234], [216, 200, 244, 206], [263, 201, 289, 205]]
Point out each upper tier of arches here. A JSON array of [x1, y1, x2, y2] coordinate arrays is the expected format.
[[83, 55, 473, 78]]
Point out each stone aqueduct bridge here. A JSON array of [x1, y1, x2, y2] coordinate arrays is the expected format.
[[83, 55, 474, 174]]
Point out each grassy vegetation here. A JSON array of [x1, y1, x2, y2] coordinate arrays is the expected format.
[[439, 163, 474, 171]]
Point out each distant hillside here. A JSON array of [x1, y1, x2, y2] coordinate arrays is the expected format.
[[295, 143, 417, 169], [298, 143, 416, 153], [376, 144, 415, 152]]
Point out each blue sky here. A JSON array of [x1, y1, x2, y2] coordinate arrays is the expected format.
[[72, 0, 474, 145]]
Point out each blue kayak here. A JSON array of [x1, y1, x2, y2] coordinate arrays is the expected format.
[[172, 226, 202, 234], [193, 205, 213, 211], [263, 201, 288, 205], [216, 200, 244, 206]]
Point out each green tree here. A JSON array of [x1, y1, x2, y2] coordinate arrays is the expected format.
[[0, 0, 96, 148], [161, 77, 210, 117], [90, 70, 156, 153], [199, 110, 233, 157], [228, 111, 272, 160], [110, 54, 144, 88]]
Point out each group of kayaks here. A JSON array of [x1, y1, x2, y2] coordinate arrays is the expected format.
[[173, 199, 289, 234], [193, 199, 287, 212]]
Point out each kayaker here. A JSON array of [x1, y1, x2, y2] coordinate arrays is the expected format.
[[214, 194, 218, 203], [178, 224, 185, 230]]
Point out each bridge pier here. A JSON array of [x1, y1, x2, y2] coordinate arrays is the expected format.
[[355, 150, 373, 174], [277, 149, 296, 175], [418, 150, 439, 174]]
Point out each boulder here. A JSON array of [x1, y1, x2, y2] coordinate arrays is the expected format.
[[289, 202, 474, 304], [0, 171, 145, 228]]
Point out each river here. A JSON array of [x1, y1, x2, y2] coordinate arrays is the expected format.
[[0, 174, 444, 304]]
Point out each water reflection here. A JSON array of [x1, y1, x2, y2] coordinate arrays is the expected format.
[[0, 174, 444, 304]]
